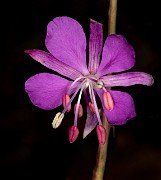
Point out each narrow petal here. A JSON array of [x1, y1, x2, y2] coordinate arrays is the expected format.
[[101, 72, 154, 87], [96, 89, 136, 125], [83, 90, 98, 138], [88, 19, 103, 74], [25, 73, 75, 110], [83, 113, 98, 138], [25, 50, 82, 80], [45, 16, 89, 75], [97, 35, 135, 77]]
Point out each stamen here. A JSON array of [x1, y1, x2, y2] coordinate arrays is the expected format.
[[68, 125, 79, 143], [96, 125, 106, 145], [62, 81, 85, 114], [88, 82, 94, 103], [103, 91, 114, 111], [89, 83, 102, 125], [74, 103, 83, 118], [62, 94, 71, 112], [52, 112, 64, 128], [88, 102, 96, 113], [74, 84, 85, 126], [53, 80, 86, 129]]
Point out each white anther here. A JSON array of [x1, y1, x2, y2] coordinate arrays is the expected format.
[[52, 112, 64, 128]]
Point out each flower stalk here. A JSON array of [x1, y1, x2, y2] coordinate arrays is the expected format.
[[108, 0, 117, 35], [92, 0, 117, 179]]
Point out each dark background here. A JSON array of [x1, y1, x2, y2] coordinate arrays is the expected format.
[[1, 0, 161, 179]]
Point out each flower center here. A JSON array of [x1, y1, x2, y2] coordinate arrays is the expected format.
[[52, 75, 105, 129]]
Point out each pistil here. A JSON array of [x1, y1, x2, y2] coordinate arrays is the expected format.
[[74, 84, 85, 126], [52, 112, 64, 128]]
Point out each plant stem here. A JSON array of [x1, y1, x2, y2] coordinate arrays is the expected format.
[[92, 0, 117, 179], [108, 0, 117, 35]]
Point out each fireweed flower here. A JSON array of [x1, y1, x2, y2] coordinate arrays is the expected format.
[[25, 16, 154, 144]]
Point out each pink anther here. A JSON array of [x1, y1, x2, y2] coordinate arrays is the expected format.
[[88, 102, 96, 113], [68, 125, 79, 143], [103, 92, 114, 111], [96, 125, 106, 145], [62, 94, 71, 112], [74, 104, 83, 118]]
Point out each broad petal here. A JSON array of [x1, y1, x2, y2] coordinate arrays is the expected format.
[[96, 89, 136, 125], [45, 16, 89, 75], [25, 50, 83, 80], [101, 72, 154, 87], [97, 35, 135, 77], [25, 73, 74, 110], [88, 19, 103, 74]]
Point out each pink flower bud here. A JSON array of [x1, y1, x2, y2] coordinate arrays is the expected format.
[[88, 102, 96, 113], [96, 125, 106, 145], [103, 92, 114, 111], [74, 104, 83, 118], [68, 125, 79, 143], [62, 94, 71, 112]]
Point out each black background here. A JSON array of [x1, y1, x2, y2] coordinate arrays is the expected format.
[[1, 0, 161, 179]]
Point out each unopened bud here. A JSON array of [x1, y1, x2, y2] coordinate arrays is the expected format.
[[103, 92, 114, 111], [96, 125, 106, 145], [74, 104, 83, 118], [68, 125, 79, 143], [52, 112, 64, 128], [63, 94, 71, 112]]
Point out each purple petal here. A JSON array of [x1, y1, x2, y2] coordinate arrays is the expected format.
[[88, 19, 103, 74], [96, 89, 136, 125], [97, 35, 135, 77], [45, 16, 89, 75], [25, 50, 82, 80], [101, 72, 154, 87], [25, 73, 74, 110], [83, 113, 98, 138]]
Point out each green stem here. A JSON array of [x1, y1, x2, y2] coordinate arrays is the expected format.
[[92, 0, 117, 179]]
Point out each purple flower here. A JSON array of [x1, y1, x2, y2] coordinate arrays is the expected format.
[[25, 16, 154, 144]]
